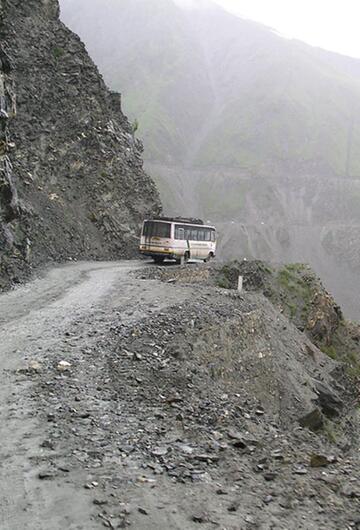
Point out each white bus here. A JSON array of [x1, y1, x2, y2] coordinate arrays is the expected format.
[[139, 217, 217, 264]]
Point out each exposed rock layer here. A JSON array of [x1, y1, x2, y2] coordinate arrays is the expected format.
[[0, 0, 161, 288]]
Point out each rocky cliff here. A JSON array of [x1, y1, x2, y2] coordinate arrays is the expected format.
[[0, 0, 161, 289]]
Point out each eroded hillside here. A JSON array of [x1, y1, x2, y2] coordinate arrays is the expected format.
[[0, 0, 161, 289]]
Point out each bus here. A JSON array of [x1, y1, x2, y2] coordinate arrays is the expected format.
[[139, 217, 216, 264]]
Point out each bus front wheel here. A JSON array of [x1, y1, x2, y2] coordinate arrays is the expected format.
[[153, 256, 165, 264], [178, 252, 190, 265], [204, 253, 213, 263]]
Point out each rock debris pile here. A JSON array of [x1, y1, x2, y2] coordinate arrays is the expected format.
[[14, 263, 360, 529]]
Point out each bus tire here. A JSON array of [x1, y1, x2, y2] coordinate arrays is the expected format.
[[153, 256, 165, 264], [204, 253, 212, 263]]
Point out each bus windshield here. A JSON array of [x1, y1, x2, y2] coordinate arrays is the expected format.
[[143, 221, 171, 238]]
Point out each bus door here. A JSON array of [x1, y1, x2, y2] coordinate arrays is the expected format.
[[188, 228, 200, 258]]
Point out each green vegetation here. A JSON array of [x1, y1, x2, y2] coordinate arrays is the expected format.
[[131, 119, 139, 135], [276, 264, 313, 323], [320, 345, 337, 360], [216, 274, 231, 290], [323, 419, 338, 444], [53, 46, 65, 60]]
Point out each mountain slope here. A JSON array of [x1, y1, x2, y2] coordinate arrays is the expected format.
[[0, 0, 161, 289], [60, 0, 360, 176]]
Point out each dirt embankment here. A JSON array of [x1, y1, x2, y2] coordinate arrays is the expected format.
[[215, 259, 360, 378], [1, 260, 360, 529]]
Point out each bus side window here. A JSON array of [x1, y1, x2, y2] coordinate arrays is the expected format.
[[191, 229, 198, 240], [204, 230, 211, 241], [211, 230, 216, 242], [143, 222, 151, 236], [198, 230, 205, 241], [175, 226, 184, 240]]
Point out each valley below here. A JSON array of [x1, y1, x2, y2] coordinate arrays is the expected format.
[[148, 162, 360, 320]]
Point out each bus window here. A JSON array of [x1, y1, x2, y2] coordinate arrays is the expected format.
[[175, 226, 185, 240], [190, 229, 198, 240], [204, 230, 211, 241], [211, 230, 216, 242], [197, 230, 205, 241], [143, 221, 171, 238]]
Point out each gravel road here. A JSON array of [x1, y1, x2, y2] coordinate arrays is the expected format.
[[0, 261, 176, 529], [0, 261, 359, 530]]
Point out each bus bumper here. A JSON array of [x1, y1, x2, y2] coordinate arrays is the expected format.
[[139, 249, 177, 260]]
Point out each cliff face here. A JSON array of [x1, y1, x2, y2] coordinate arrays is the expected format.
[[0, 0, 161, 288]]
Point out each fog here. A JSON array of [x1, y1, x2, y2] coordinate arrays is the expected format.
[[173, 0, 214, 8], [172, 0, 360, 58], [212, 0, 360, 58]]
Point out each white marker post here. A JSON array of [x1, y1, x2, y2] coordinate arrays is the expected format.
[[237, 275, 243, 293]]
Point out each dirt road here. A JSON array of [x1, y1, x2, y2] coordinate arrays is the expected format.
[[0, 261, 194, 529], [0, 261, 359, 530]]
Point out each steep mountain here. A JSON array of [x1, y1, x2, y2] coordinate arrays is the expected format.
[[60, 0, 360, 319], [60, 0, 360, 174], [0, 0, 161, 289]]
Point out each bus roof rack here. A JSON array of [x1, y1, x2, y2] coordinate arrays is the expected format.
[[152, 216, 204, 225]]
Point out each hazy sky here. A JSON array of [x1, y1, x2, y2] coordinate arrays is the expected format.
[[213, 0, 360, 58]]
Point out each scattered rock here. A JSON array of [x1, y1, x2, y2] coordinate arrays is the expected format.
[[192, 513, 207, 523], [227, 501, 240, 512], [57, 360, 72, 372], [93, 499, 108, 506], [40, 437, 54, 448], [314, 380, 343, 418], [264, 472, 278, 482], [38, 471, 56, 480], [299, 408, 324, 431], [263, 495, 273, 504], [29, 360, 42, 372], [342, 485, 360, 498], [293, 466, 308, 475], [151, 446, 169, 457], [193, 453, 219, 463], [310, 454, 333, 468]]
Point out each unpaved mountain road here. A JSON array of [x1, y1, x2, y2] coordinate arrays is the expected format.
[[0, 261, 195, 530], [1, 260, 360, 530]]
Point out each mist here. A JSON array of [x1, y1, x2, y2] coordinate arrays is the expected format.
[[173, 0, 215, 8]]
